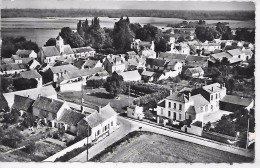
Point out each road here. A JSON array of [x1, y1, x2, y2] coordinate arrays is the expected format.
[[70, 116, 254, 162]]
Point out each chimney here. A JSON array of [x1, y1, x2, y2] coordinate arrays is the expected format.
[[170, 89, 173, 95], [211, 86, 214, 92], [98, 106, 102, 114]]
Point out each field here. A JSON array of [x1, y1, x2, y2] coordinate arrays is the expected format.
[[94, 132, 253, 163], [58, 88, 135, 113]]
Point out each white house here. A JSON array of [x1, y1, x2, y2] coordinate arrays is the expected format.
[[78, 103, 118, 142], [227, 48, 246, 61], [72, 46, 96, 58], [184, 67, 204, 78], [16, 49, 37, 59], [118, 70, 141, 82], [127, 105, 144, 120], [28, 59, 41, 70], [166, 61, 182, 74]]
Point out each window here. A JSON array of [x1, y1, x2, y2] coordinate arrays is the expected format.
[[174, 103, 176, 109], [216, 94, 218, 99], [168, 111, 171, 117], [211, 105, 213, 110], [179, 114, 182, 120], [219, 93, 221, 99], [173, 112, 176, 120], [179, 104, 182, 111], [161, 108, 163, 115], [211, 95, 213, 101], [205, 105, 208, 112], [111, 121, 113, 127], [97, 130, 100, 136], [168, 102, 171, 108]]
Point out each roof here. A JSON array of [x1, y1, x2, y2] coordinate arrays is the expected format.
[[191, 121, 202, 127], [2, 58, 14, 64], [118, 70, 141, 81], [186, 67, 204, 74], [32, 96, 64, 113], [157, 100, 165, 107], [228, 57, 243, 64], [166, 92, 189, 103], [12, 95, 34, 111], [146, 58, 166, 67], [186, 56, 209, 62], [190, 94, 210, 108], [127, 58, 139, 67], [159, 52, 187, 61], [73, 59, 86, 69], [84, 111, 103, 128], [0, 93, 9, 110], [84, 60, 98, 68], [100, 103, 117, 120], [3, 85, 57, 108], [11, 55, 21, 60], [50, 64, 78, 74], [211, 52, 232, 60], [63, 45, 74, 55], [16, 49, 33, 57], [126, 51, 136, 55], [167, 60, 180, 66], [41, 46, 60, 57], [21, 58, 33, 64], [141, 71, 155, 77], [242, 49, 253, 55], [202, 83, 226, 94], [72, 46, 94, 53], [58, 109, 85, 125], [19, 70, 42, 79], [220, 95, 253, 107], [139, 41, 152, 47], [0, 63, 27, 71], [186, 106, 196, 114], [227, 48, 243, 56]]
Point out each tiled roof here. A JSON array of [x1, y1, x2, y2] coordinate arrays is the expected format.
[[73, 59, 86, 69], [166, 92, 189, 103], [41, 46, 60, 57], [141, 71, 155, 77], [187, 67, 204, 74], [202, 83, 226, 94], [220, 95, 253, 107], [186, 56, 209, 62], [63, 45, 74, 55], [118, 70, 141, 81], [16, 49, 33, 57], [227, 48, 243, 56], [84, 111, 103, 128], [19, 70, 42, 79], [32, 96, 64, 113], [58, 109, 85, 125], [72, 46, 94, 53], [100, 103, 117, 120], [12, 95, 34, 111], [50, 64, 78, 74], [159, 52, 187, 61], [211, 52, 232, 60], [146, 58, 166, 67], [0, 63, 27, 71]]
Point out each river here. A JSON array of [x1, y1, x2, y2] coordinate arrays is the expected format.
[[1, 17, 255, 47]]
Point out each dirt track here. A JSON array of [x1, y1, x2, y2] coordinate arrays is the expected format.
[[99, 132, 253, 163]]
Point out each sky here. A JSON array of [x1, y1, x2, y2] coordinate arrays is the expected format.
[[1, 0, 255, 11]]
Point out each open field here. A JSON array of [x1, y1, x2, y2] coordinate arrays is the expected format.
[[93, 132, 253, 163], [58, 88, 135, 113]]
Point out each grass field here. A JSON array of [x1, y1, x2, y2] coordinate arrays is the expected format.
[[59, 88, 135, 113], [94, 132, 253, 163]]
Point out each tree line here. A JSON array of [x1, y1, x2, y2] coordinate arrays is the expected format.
[[2, 9, 255, 21]]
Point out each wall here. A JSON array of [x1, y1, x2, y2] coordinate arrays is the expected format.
[[60, 82, 83, 92], [187, 125, 203, 136]]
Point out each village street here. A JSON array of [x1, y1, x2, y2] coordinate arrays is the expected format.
[[70, 116, 254, 162]]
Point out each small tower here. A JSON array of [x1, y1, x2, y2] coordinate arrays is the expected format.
[[56, 36, 64, 55]]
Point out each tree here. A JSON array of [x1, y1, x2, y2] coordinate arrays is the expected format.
[[195, 26, 219, 42], [59, 27, 85, 48], [13, 78, 38, 91], [113, 17, 134, 53], [129, 23, 142, 36], [1, 128, 24, 148], [104, 72, 125, 97], [45, 38, 57, 46], [135, 24, 162, 42]]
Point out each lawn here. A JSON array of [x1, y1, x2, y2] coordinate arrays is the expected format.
[[92, 132, 253, 163], [59, 88, 135, 113]]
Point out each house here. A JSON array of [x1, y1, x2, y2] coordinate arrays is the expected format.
[[72, 46, 95, 58], [219, 95, 254, 112], [27, 59, 40, 70], [174, 43, 190, 55], [141, 71, 155, 82], [184, 67, 204, 78], [11, 55, 23, 64], [210, 52, 232, 62], [62, 45, 75, 59], [131, 39, 155, 51], [242, 48, 253, 61], [140, 49, 156, 58], [102, 55, 126, 74], [32, 96, 70, 126], [77, 103, 117, 142], [227, 48, 245, 61], [118, 70, 141, 82], [194, 43, 221, 52], [16, 49, 37, 59], [156, 91, 210, 122], [0, 63, 27, 75], [198, 83, 227, 112], [19, 70, 43, 87], [38, 46, 60, 64], [153, 70, 179, 81], [2, 58, 14, 64], [57, 109, 86, 135], [127, 105, 144, 120], [126, 58, 139, 70], [185, 55, 209, 68], [45, 64, 78, 82], [11, 95, 35, 116], [3, 85, 57, 108], [165, 61, 182, 74], [145, 58, 166, 72]]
